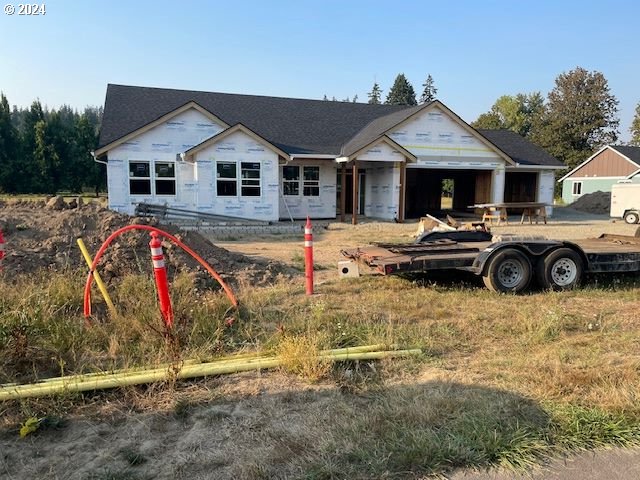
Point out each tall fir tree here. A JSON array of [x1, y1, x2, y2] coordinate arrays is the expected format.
[[420, 74, 437, 103], [367, 82, 382, 104], [531, 67, 619, 170], [19, 100, 45, 192], [0, 93, 19, 192], [630, 102, 640, 146], [385, 74, 417, 106]]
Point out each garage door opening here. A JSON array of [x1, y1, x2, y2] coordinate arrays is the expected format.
[[405, 169, 492, 219]]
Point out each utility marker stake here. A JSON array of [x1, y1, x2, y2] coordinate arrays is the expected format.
[[304, 217, 314, 295]]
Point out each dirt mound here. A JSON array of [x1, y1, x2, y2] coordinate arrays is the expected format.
[[0, 200, 295, 286], [568, 191, 611, 214]]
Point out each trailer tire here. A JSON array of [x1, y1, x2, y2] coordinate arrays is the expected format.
[[482, 248, 532, 293], [536, 248, 583, 291], [624, 211, 640, 224]]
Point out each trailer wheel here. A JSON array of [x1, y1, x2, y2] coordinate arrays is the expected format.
[[624, 211, 640, 224], [536, 248, 583, 291], [482, 248, 532, 293]]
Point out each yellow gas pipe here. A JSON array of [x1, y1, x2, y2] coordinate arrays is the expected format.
[[0, 347, 421, 400]]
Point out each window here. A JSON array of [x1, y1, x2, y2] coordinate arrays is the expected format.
[[282, 165, 300, 196], [282, 165, 320, 196], [303, 166, 320, 197], [572, 181, 582, 195], [241, 162, 261, 196], [216, 161, 237, 196], [129, 161, 151, 195], [155, 162, 176, 195]]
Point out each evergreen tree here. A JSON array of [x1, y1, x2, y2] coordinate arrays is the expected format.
[[531, 67, 619, 170], [19, 100, 45, 192], [630, 102, 640, 146], [420, 74, 437, 103], [75, 112, 103, 195], [385, 74, 417, 106], [0, 93, 18, 193], [352, 94, 358, 103], [367, 82, 382, 104]]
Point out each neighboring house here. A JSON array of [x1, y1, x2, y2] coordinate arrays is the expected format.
[[559, 145, 640, 204], [96, 84, 564, 223]]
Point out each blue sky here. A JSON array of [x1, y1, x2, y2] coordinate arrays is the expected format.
[[1, 0, 638, 139]]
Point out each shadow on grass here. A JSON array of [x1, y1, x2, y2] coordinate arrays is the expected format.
[[0, 381, 570, 480]]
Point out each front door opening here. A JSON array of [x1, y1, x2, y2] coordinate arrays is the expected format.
[[337, 169, 365, 215]]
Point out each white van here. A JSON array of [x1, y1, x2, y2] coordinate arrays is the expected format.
[[611, 183, 640, 224]]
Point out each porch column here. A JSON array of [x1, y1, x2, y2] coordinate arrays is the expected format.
[[340, 162, 346, 223], [398, 161, 406, 223], [351, 160, 359, 225]]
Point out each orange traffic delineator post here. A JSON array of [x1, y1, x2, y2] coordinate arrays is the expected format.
[[304, 217, 314, 295], [149, 231, 173, 328]]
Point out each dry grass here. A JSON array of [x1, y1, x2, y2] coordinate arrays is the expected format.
[[1, 255, 640, 476]]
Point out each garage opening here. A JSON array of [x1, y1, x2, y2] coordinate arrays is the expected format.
[[405, 169, 492, 218], [504, 172, 537, 203]]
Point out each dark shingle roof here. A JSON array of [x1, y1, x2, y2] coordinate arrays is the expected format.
[[99, 84, 406, 155], [477, 129, 564, 167], [610, 145, 640, 166], [99, 85, 562, 168], [341, 103, 426, 156]]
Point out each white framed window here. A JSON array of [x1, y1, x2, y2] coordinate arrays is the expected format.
[[282, 165, 320, 196], [216, 161, 237, 196], [303, 166, 320, 197], [572, 181, 582, 195], [282, 165, 300, 196], [155, 162, 176, 195], [241, 162, 261, 196], [129, 161, 151, 195]]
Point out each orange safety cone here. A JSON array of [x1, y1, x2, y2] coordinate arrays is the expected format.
[[304, 217, 314, 295], [149, 231, 173, 327]]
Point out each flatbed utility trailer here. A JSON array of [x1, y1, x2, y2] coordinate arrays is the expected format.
[[341, 232, 640, 293]]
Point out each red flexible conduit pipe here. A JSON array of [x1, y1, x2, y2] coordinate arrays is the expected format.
[[83, 225, 238, 319]]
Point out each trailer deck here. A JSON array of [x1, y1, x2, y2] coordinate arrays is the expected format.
[[341, 233, 640, 292]]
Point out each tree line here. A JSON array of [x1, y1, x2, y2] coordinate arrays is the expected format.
[[326, 67, 640, 175], [0, 93, 105, 195], [324, 73, 438, 106], [471, 67, 640, 172]]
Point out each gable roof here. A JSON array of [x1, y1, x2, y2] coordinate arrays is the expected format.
[[343, 101, 517, 166], [345, 135, 417, 162], [98, 84, 562, 169], [477, 129, 564, 168], [558, 145, 640, 182], [98, 84, 406, 156], [95, 101, 229, 157], [610, 145, 640, 166], [184, 123, 290, 160]]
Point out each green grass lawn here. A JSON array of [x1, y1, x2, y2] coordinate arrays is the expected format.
[[1, 267, 640, 477]]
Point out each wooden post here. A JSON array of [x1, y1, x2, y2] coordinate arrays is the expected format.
[[398, 161, 406, 223], [352, 161, 358, 225], [340, 162, 346, 223]]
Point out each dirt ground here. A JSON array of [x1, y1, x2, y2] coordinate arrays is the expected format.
[[212, 207, 640, 282], [2, 205, 640, 479], [0, 198, 295, 287]]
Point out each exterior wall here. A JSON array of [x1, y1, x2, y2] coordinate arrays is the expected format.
[[278, 160, 336, 219], [363, 162, 401, 220], [572, 149, 639, 177], [193, 130, 280, 221], [388, 106, 504, 169], [355, 141, 405, 163], [106, 108, 224, 214], [537, 170, 555, 215], [562, 176, 640, 204]]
